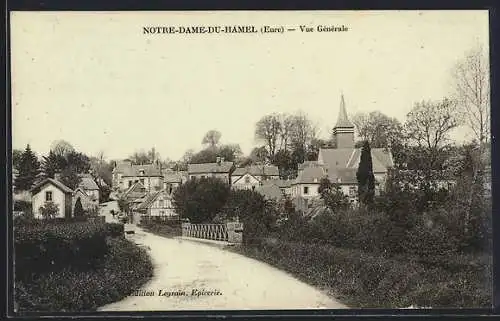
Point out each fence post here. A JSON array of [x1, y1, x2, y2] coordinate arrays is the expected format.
[[181, 222, 191, 237], [226, 221, 243, 243]]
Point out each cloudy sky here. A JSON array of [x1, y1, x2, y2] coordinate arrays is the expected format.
[[11, 10, 489, 161]]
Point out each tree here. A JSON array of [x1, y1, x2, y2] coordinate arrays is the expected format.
[[173, 177, 230, 223], [14, 145, 40, 191], [318, 177, 349, 211], [50, 140, 75, 157], [39, 201, 59, 219], [41, 150, 67, 178], [190, 148, 218, 164], [74, 197, 85, 217], [58, 166, 81, 190], [12, 149, 23, 171], [202, 130, 222, 148], [404, 98, 460, 170], [218, 144, 242, 162], [289, 111, 317, 156], [66, 151, 91, 173], [129, 150, 151, 165], [356, 141, 375, 205], [255, 114, 282, 160], [452, 44, 490, 145], [249, 146, 268, 164], [352, 111, 404, 148]]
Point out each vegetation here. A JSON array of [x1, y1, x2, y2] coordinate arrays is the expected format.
[[14, 220, 152, 312], [14, 145, 40, 191], [356, 141, 375, 205]]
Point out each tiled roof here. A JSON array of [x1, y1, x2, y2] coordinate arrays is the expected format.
[[114, 162, 162, 177], [232, 165, 279, 177], [255, 184, 283, 201], [319, 147, 393, 173], [78, 174, 99, 190], [328, 168, 358, 184], [31, 178, 73, 194], [262, 179, 293, 188], [188, 161, 234, 174], [122, 181, 147, 200], [162, 171, 183, 183], [295, 166, 326, 184], [137, 190, 172, 210]]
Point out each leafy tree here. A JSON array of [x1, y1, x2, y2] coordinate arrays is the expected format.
[[14, 145, 40, 191], [318, 177, 349, 211], [249, 146, 268, 164], [202, 130, 222, 148], [74, 197, 85, 217], [173, 177, 230, 223], [41, 150, 66, 178], [272, 149, 296, 179], [39, 201, 59, 219], [12, 149, 23, 171], [356, 141, 375, 205], [66, 151, 91, 173]]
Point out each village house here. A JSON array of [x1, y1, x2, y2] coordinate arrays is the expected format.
[[31, 178, 73, 219], [161, 170, 186, 195], [72, 187, 98, 214], [120, 181, 148, 203], [262, 179, 293, 196], [77, 173, 100, 205], [187, 157, 234, 184], [137, 190, 177, 217], [112, 160, 164, 192], [231, 165, 280, 190]]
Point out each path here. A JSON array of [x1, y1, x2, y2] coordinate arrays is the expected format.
[[98, 225, 348, 311]]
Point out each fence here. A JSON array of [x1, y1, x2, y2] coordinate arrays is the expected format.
[[182, 221, 243, 243]]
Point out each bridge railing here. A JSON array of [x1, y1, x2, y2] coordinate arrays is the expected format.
[[182, 222, 243, 243]]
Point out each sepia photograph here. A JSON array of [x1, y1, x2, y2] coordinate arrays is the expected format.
[[9, 10, 492, 313]]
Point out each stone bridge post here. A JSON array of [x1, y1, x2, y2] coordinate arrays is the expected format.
[[226, 221, 243, 243]]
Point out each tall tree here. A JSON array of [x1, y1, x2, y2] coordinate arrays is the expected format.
[[12, 149, 23, 171], [351, 111, 404, 148], [202, 130, 222, 148], [249, 146, 268, 164], [255, 114, 282, 160], [452, 44, 490, 145], [58, 165, 81, 190], [289, 111, 317, 155], [356, 141, 375, 205], [404, 98, 460, 170], [14, 145, 40, 191]]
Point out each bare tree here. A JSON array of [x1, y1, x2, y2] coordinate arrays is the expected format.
[[202, 130, 222, 148], [278, 113, 294, 152], [452, 44, 490, 145], [404, 98, 460, 169], [50, 140, 75, 157], [289, 111, 317, 150], [352, 111, 404, 148], [255, 114, 282, 160]]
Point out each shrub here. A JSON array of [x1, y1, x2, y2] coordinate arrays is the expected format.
[[15, 237, 153, 312], [14, 221, 108, 279], [106, 223, 124, 237]]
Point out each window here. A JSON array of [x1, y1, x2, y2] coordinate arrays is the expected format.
[[128, 181, 132, 187], [303, 186, 309, 194], [140, 179, 145, 185], [160, 211, 165, 216], [190, 176, 195, 180], [45, 191, 52, 201], [159, 200, 164, 208], [349, 186, 357, 197], [245, 176, 251, 183], [201, 175, 206, 179], [139, 170, 145, 176]]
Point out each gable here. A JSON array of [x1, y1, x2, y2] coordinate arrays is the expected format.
[[232, 173, 261, 185]]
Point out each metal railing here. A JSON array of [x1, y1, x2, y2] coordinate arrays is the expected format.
[[182, 223, 229, 242]]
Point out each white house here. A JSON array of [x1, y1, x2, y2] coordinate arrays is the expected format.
[[31, 178, 73, 219], [231, 165, 280, 190], [112, 160, 164, 191], [136, 190, 177, 219]]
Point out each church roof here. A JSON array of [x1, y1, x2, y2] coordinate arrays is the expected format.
[[335, 94, 354, 128]]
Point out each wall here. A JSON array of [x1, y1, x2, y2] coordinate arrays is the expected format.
[[189, 173, 230, 184], [32, 184, 66, 219], [121, 176, 163, 191], [232, 173, 261, 190], [149, 194, 176, 217], [293, 183, 321, 198]]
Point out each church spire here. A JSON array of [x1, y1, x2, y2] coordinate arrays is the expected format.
[[335, 93, 354, 128]]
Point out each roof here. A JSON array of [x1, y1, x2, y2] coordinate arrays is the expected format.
[[137, 191, 162, 210], [262, 179, 293, 188], [163, 172, 183, 183], [31, 178, 73, 194], [298, 161, 321, 170], [232, 165, 279, 177], [329, 168, 358, 184], [255, 184, 283, 201], [73, 187, 88, 196], [335, 94, 354, 128], [114, 162, 163, 177], [319, 147, 393, 173], [78, 174, 99, 190], [188, 161, 234, 174], [122, 181, 147, 199], [295, 166, 326, 184]]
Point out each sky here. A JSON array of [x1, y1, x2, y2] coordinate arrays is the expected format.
[[10, 10, 489, 161]]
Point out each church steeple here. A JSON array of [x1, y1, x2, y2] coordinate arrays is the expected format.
[[333, 93, 355, 149]]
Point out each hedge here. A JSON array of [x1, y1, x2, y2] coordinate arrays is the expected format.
[[106, 223, 124, 237], [15, 237, 154, 312], [234, 238, 491, 308]]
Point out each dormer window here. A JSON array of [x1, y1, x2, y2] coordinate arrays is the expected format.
[[139, 170, 145, 176]]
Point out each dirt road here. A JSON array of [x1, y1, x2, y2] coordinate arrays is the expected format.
[[98, 225, 348, 311]]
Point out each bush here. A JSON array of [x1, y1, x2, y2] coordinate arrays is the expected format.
[[15, 237, 153, 312], [234, 238, 491, 308], [139, 220, 181, 238], [14, 221, 109, 279], [106, 223, 124, 237]]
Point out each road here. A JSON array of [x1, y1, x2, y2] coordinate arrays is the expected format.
[[98, 225, 348, 311]]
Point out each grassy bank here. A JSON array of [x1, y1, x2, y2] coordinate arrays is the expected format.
[[230, 238, 491, 308], [138, 221, 181, 238], [14, 221, 154, 313]]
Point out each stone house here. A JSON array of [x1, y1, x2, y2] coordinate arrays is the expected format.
[[31, 178, 73, 219]]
